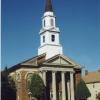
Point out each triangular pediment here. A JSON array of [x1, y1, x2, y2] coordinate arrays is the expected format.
[[51, 57, 71, 65], [43, 54, 80, 68]]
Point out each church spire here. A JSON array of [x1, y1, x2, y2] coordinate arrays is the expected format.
[[38, 0, 63, 59], [45, 0, 53, 12]]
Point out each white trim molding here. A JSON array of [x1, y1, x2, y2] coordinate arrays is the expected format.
[[39, 67, 74, 72]]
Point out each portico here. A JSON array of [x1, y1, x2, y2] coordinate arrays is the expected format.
[[39, 67, 75, 100], [8, 53, 81, 100]]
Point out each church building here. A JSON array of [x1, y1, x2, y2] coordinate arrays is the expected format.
[[9, 0, 81, 100]]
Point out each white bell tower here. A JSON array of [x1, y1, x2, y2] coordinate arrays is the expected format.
[[38, 0, 63, 59]]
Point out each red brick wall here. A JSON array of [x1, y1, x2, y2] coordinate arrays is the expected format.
[[74, 69, 81, 88], [15, 71, 30, 100]]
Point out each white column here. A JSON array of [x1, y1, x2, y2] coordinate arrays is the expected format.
[[67, 80, 70, 100], [42, 71, 47, 100], [42, 71, 46, 86], [70, 72, 75, 100], [39, 71, 43, 78], [17, 96, 19, 100], [52, 71, 57, 100], [61, 72, 66, 100]]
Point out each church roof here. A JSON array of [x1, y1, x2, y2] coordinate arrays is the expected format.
[[20, 53, 46, 65], [82, 71, 100, 83], [8, 53, 46, 72], [8, 53, 81, 73], [45, 0, 53, 12]]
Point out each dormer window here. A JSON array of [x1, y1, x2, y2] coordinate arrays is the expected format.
[[51, 35, 55, 42], [43, 35, 45, 43]]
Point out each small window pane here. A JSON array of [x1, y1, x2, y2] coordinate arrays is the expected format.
[[43, 36, 45, 43], [51, 35, 55, 42]]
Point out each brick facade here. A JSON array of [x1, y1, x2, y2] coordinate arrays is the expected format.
[[9, 68, 81, 100], [74, 69, 81, 88], [9, 54, 81, 100]]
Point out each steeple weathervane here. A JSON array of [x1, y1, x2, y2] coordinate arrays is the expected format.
[[45, 0, 53, 12]]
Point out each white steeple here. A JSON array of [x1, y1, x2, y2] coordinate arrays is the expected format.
[[38, 0, 63, 59]]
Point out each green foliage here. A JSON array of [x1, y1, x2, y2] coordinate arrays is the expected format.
[[76, 79, 91, 100], [29, 73, 45, 99], [1, 67, 16, 100]]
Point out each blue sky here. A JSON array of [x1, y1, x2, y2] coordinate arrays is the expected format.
[[2, 0, 100, 71]]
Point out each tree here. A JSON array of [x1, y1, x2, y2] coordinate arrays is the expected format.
[[75, 79, 91, 100], [29, 73, 45, 100], [1, 67, 16, 100]]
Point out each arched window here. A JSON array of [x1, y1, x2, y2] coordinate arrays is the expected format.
[[51, 35, 55, 42], [51, 19, 54, 26], [26, 73, 33, 90], [44, 20, 46, 27], [16, 72, 21, 81], [43, 35, 45, 43]]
